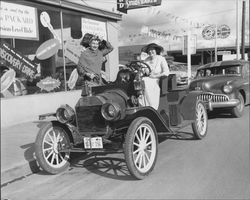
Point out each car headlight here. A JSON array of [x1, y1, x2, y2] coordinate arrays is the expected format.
[[56, 104, 75, 123], [101, 102, 121, 121], [223, 85, 233, 94]]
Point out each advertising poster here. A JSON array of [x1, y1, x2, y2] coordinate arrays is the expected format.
[[0, 1, 39, 40], [0, 42, 38, 79], [81, 18, 107, 40]]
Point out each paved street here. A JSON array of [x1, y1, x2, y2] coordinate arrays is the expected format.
[[1, 106, 249, 200]]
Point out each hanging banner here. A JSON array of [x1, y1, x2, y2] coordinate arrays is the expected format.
[[0, 1, 39, 40], [117, 0, 162, 14], [0, 42, 38, 79]]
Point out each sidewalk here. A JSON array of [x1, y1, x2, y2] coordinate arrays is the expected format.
[[1, 120, 50, 185]]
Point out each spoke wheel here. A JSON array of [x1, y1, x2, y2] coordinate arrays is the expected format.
[[35, 122, 70, 174], [124, 117, 158, 179], [192, 101, 208, 139]]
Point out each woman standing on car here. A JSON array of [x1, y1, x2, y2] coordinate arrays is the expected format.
[[140, 43, 170, 109], [77, 33, 113, 86]]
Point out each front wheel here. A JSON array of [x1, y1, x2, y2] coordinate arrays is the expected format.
[[231, 93, 244, 118], [192, 101, 208, 139], [124, 117, 158, 180], [35, 122, 71, 174]]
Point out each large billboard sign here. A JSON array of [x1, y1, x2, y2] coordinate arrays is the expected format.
[[0, 1, 39, 40], [117, 0, 162, 14]]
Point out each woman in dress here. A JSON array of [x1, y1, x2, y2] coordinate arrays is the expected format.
[[140, 43, 170, 110]]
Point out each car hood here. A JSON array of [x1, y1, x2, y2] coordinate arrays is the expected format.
[[189, 75, 241, 92]]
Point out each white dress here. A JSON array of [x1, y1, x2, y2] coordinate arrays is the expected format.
[[140, 55, 170, 110]]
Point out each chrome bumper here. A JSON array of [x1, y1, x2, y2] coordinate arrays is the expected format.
[[197, 93, 240, 111], [210, 99, 240, 109]]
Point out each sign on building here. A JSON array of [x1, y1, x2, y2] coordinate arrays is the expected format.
[[117, 0, 162, 14], [0, 1, 39, 40], [81, 18, 107, 40], [0, 42, 38, 79]]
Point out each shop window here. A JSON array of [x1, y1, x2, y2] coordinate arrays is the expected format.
[[0, 0, 110, 97], [0, 1, 65, 98]]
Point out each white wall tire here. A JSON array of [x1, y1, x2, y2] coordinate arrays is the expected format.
[[124, 117, 158, 179], [35, 122, 70, 174]]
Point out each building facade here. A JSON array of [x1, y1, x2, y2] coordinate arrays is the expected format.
[[0, 0, 121, 127]]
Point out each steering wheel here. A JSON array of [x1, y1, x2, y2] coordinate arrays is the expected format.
[[127, 60, 151, 76]]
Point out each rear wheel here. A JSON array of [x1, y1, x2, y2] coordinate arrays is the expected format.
[[192, 101, 208, 139], [124, 117, 158, 180], [231, 93, 244, 118], [35, 122, 70, 174]]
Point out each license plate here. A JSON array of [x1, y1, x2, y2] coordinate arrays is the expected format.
[[84, 137, 103, 149]]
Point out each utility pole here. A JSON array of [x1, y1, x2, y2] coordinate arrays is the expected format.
[[187, 31, 191, 84], [241, 0, 246, 60], [236, 0, 240, 59], [215, 24, 218, 62]]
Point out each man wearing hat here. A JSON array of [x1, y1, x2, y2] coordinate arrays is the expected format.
[[140, 43, 170, 109]]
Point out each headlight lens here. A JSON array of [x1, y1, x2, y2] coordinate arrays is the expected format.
[[101, 102, 121, 121], [107, 104, 116, 117], [223, 85, 233, 94], [56, 105, 75, 123]]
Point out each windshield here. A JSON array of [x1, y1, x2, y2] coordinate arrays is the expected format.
[[196, 65, 241, 78]]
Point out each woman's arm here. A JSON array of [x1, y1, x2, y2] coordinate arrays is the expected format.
[[101, 40, 114, 56], [149, 56, 170, 78]]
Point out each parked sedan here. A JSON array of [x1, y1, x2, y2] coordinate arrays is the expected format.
[[189, 60, 249, 117]]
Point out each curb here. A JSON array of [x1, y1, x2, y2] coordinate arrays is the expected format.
[[1, 159, 40, 187]]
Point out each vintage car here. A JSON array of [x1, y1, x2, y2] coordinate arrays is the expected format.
[[189, 60, 250, 117], [35, 61, 208, 179]]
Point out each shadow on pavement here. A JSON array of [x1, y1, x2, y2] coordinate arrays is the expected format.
[[158, 131, 196, 143], [20, 121, 51, 175], [70, 153, 135, 181]]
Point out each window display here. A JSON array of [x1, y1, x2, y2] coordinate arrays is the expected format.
[[0, 0, 109, 98]]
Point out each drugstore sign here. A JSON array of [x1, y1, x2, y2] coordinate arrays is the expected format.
[[0, 42, 38, 79]]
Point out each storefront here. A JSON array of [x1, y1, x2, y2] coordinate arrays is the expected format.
[[0, 0, 122, 127]]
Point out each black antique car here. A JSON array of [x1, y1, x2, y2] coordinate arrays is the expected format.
[[189, 60, 250, 117], [35, 61, 208, 179]]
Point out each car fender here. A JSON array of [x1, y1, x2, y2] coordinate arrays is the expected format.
[[179, 91, 202, 120], [50, 120, 75, 144], [124, 107, 171, 133]]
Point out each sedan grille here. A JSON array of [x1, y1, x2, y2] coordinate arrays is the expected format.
[[198, 93, 229, 102]]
